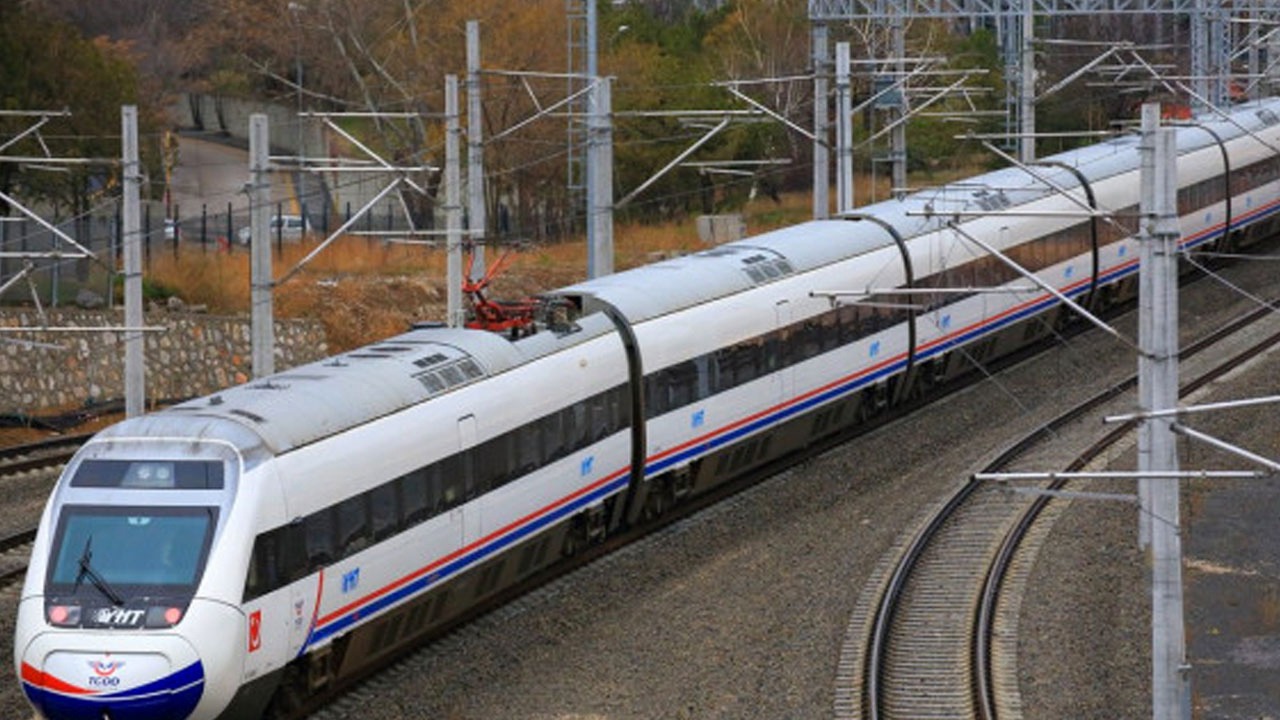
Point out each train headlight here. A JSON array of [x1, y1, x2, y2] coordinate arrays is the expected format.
[[47, 605, 81, 627], [145, 606, 184, 628]]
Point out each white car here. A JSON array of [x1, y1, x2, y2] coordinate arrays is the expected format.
[[237, 214, 311, 244]]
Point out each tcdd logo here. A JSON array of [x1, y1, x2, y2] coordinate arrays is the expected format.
[[86, 657, 124, 688]]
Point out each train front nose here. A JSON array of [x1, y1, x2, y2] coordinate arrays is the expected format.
[[18, 631, 204, 720]]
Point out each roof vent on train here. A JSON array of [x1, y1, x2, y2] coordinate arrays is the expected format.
[[697, 246, 794, 285], [411, 354, 485, 396]]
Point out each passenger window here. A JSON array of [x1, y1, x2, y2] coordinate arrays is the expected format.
[[336, 495, 370, 557], [304, 510, 335, 570], [669, 364, 696, 410], [615, 385, 632, 427], [517, 425, 540, 475], [400, 470, 429, 526], [370, 483, 398, 541], [424, 463, 445, 513], [694, 355, 714, 401], [481, 435, 512, 488], [645, 375, 665, 417], [439, 456, 463, 508], [837, 305, 860, 344], [281, 522, 308, 583], [589, 393, 610, 440], [244, 533, 277, 601], [542, 411, 566, 463], [570, 403, 590, 448], [459, 451, 479, 500]]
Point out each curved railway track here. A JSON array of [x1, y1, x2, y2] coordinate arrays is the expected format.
[[842, 299, 1280, 720]]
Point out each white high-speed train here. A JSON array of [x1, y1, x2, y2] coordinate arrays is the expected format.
[[15, 98, 1280, 719]]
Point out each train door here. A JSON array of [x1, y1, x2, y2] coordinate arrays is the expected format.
[[772, 299, 793, 402], [245, 464, 302, 675], [994, 226, 1010, 318], [457, 415, 479, 544], [287, 569, 319, 660]]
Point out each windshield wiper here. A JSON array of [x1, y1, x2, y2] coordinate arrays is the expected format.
[[74, 536, 124, 606]]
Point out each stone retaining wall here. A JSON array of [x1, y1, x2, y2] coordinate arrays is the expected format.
[[0, 309, 328, 416]]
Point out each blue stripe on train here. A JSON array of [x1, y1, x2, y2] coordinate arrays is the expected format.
[[23, 661, 203, 720], [308, 196, 1280, 644]]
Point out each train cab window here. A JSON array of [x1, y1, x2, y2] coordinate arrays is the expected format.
[[71, 459, 225, 490], [336, 495, 371, 557], [370, 483, 398, 541], [47, 505, 217, 596], [303, 510, 335, 570], [399, 469, 430, 527]]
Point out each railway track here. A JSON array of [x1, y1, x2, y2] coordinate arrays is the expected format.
[[840, 299, 1280, 720], [0, 433, 85, 477], [0, 434, 87, 590]]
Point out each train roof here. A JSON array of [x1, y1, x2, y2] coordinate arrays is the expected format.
[[94, 315, 619, 457], [93, 98, 1280, 459], [557, 97, 1280, 323]]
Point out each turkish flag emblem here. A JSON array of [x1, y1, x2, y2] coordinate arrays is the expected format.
[[248, 610, 262, 653]]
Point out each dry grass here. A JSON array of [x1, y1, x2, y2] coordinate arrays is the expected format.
[[145, 191, 817, 352]]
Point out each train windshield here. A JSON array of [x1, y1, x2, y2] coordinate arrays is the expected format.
[[46, 506, 217, 594]]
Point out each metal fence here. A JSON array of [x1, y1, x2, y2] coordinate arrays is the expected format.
[[0, 195, 424, 308]]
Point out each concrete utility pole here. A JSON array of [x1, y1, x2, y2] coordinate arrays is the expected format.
[[446, 76, 465, 328], [890, 10, 907, 196], [466, 21, 486, 282], [121, 106, 144, 417], [812, 24, 830, 219], [1136, 102, 1190, 720], [835, 42, 854, 214], [249, 115, 275, 378], [1019, 0, 1036, 163], [586, 77, 613, 278]]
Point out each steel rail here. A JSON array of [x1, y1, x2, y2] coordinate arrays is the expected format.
[[859, 292, 1280, 720]]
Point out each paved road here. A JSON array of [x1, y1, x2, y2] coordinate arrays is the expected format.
[[167, 134, 302, 240]]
